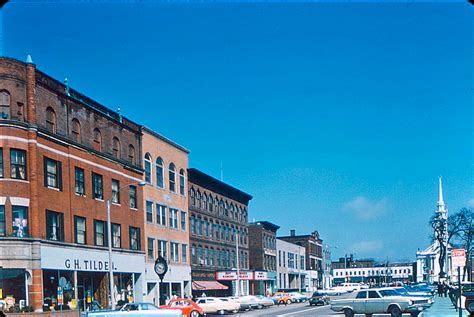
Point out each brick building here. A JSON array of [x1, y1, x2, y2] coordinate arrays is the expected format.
[[141, 127, 191, 305], [248, 221, 279, 295], [0, 56, 145, 311], [278, 230, 324, 290], [187, 168, 252, 297]]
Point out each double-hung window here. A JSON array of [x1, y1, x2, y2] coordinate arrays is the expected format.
[[75, 167, 85, 195], [0, 205, 4, 236], [170, 242, 179, 262], [147, 238, 154, 259], [10, 149, 27, 180], [129, 185, 137, 208], [44, 157, 62, 190], [180, 211, 186, 231], [12, 206, 28, 237], [46, 210, 64, 241], [182, 244, 187, 263], [158, 240, 167, 259], [94, 220, 107, 246], [111, 179, 120, 204], [112, 223, 121, 248], [129, 226, 140, 250], [157, 204, 166, 226], [146, 201, 153, 223], [169, 209, 178, 229], [92, 173, 103, 200], [74, 216, 86, 244]]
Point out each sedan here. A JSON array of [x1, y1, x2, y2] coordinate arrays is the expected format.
[[160, 298, 204, 317]]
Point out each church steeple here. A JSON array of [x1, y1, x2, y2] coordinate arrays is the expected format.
[[437, 176, 447, 217]]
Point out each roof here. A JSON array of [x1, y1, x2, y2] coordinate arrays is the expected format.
[[249, 221, 280, 232], [188, 168, 253, 205], [142, 126, 190, 154]]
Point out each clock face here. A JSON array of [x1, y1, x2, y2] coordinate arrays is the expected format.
[[154, 257, 168, 276]]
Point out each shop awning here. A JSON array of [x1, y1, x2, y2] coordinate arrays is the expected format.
[[192, 281, 228, 291]]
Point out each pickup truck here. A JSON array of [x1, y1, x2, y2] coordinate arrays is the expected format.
[[330, 288, 427, 317]]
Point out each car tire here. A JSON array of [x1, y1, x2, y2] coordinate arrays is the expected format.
[[343, 308, 354, 317], [257, 304, 263, 309], [286, 299, 291, 305], [388, 305, 402, 317], [190, 310, 200, 317], [217, 309, 225, 315]]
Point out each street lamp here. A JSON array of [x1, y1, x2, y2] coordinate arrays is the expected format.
[[107, 181, 146, 310]]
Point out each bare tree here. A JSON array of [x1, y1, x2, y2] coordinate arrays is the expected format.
[[455, 208, 474, 280], [429, 211, 463, 279]]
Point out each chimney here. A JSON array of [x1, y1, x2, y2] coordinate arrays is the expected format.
[[25, 55, 36, 124], [290, 229, 295, 237]]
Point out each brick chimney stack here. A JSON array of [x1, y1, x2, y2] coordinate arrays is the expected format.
[[26, 55, 36, 124]]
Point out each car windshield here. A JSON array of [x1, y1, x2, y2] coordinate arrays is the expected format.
[[380, 289, 399, 297]]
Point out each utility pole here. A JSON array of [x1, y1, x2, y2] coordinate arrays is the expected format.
[[298, 246, 302, 293]]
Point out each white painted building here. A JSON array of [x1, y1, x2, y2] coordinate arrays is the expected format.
[[333, 263, 413, 285], [276, 239, 306, 291]]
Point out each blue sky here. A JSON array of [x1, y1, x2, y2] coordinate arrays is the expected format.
[[3, 2, 472, 261]]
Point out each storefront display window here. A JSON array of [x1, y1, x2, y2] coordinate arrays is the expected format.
[[12, 206, 28, 237], [0, 269, 26, 310]]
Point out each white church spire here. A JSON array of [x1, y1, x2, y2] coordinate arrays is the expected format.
[[437, 176, 447, 215]]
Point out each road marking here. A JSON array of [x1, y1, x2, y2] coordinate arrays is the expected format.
[[275, 305, 327, 316]]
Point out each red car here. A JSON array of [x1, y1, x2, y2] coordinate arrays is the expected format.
[[160, 298, 204, 317]]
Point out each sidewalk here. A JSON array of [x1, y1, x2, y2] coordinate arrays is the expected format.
[[422, 295, 468, 317]]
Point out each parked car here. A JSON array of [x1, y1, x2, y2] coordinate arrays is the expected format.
[[194, 297, 239, 315], [339, 283, 363, 292], [272, 292, 292, 305], [308, 291, 330, 306], [319, 286, 348, 296], [228, 296, 252, 311], [87, 302, 181, 317], [160, 298, 204, 317], [381, 288, 433, 309], [254, 295, 274, 308], [289, 292, 307, 303], [330, 289, 426, 317]]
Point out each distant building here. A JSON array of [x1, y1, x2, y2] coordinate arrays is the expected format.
[[332, 261, 414, 285], [279, 230, 323, 290], [276, 239, 306, 291], [188, 168, 252, 297], [322, 244, 333, 289], [248, 221, 279, 295]]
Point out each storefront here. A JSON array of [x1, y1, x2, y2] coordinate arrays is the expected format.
[[0, 269, 28, 309], [144, 262, 191, 306], [40, 244, 145, 310]]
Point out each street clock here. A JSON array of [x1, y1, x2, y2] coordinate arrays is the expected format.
[[154, 255, 168, 281]]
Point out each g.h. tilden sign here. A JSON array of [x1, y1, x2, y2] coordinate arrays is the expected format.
[[41, 245, 143, 273]]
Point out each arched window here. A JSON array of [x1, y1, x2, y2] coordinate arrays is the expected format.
[[93, 128, 102, 151], [156, 157, 164, 188], [169, 163, 176, 192], [196, 191, 201, 208], [46, 107, 57, 133], [0, 90, 11, 119], [112, 137, 120, 159], [128, 145, 135, 164], [219, 200, 224, 215], [190, 188, 195, 206], [179, 169, 185, 195], [202, 193, 208, 210], [144, 153, 152, 184], [214, 198, 219, 214], [208, 195, 213, 212], [71, 119, 81, 143]]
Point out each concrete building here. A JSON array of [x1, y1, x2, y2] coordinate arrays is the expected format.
[[141, 127, 191, 305], [322, 244, 333, 289], [248, 221, 279, 295], [276, 239, 306, 292], [278, 230, 323, 290], [188, 168, 252, 297], [0, 56, 145, 311]]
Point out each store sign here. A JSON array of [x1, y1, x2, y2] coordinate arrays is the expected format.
[[216, 271, 237, 280], [254, 271, 268, 280], [238, 271, 253, 280], [41, 245, 144, 273], [452, 249, 466, 268]]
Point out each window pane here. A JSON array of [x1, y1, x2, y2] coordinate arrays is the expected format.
[[92, 173, 103, 199], [112, 179, 120, 203], [112, 224, 121, 248], [0, 205, 5, 236], [75, 217, 86, 244], [130, 186, 137, 208], [146, 201, 153, 223], [148, 238, 154, 259], [75, 168, 85, 195], [10, 149, 27, 180], [0, 148, 3, 178], [12, 206, 28, 237], [46, 211, 63, 241]]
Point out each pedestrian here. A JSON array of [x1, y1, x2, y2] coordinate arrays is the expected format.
[[443, 282, 448, 297], [438, 283, 443, 297]]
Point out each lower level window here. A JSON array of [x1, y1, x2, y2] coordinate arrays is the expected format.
[[112, 223, 121, 248], [12, 206, 28, 237], [94, 220, 107, 246], [129, 227, 140, 250], [0, 205, 5, 236], [46, 210, 64, 241]]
